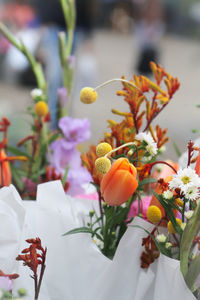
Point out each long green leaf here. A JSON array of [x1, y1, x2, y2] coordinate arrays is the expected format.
[[62, 226, 92, 236], [185, 254, 200, 292], [180, 202, 200, 277], [131, 224, 170, 257], [138, 178, 157, 188], [7, 145, 31, 159], [154, 192, 182, 234]]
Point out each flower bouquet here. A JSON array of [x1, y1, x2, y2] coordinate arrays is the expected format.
[[0, 1, 200, 300]]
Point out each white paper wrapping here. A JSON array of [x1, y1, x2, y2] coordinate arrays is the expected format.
[[0, 181, 196, 300]]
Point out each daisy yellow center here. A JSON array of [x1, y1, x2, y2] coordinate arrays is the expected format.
[[181, 176, 190, 184]]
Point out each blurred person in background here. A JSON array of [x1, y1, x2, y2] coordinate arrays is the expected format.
[[0, 0, 36, 78], [132, 0, 165, 75]]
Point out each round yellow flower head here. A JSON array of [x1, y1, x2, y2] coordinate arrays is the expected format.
[[80, 87, 98, 104], [95, 157, 111, 174], [168, 218, 182, 234], [147, 205, 162, 224], [35, 101, 48, 117], [96, 142, 112, 157]]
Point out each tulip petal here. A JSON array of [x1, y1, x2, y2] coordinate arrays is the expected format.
[[101, 158, 128, 195], [102, 169, 138, 206]]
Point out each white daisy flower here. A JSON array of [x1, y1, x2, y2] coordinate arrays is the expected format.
[[31, 88, 43, 99], [169, 167, 200, 193], [165, 242, 172, 249], [181, 223, 186, 231], [156, 234, 167, 243], [183, 185, 200, 201], [163, 190, 174, 200], [135, 132, 158, 156], [184, 210, 194, 220]]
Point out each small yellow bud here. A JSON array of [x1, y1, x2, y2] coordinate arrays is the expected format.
[[95, 157, 111, 174], [80, 87, 98, 104], [175, 198, 183, 207], [147, 206, 162, 224], [35, 101, 48, 117], [96, 142, 112, 157], [167, 218, 182, 234]]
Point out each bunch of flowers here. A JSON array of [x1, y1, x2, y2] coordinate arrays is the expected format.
[[63, 62, 200, 298]]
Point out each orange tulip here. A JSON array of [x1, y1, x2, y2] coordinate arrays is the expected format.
[[100, 158, 138, 206], [0, 149, 11, 186]]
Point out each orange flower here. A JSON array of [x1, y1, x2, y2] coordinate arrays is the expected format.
[[100, 158, 138, 206], [0, 149, 11, 186]]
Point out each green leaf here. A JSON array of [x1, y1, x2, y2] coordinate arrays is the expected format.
[[130, 224, 170, 257], [180, 202, 200, 277], [62, 226, 92, 236], [153, 192, 182, 234], [185, 254, 200, 292], [7, 145, 31, 160], [62, 165, 69, 185], [48, 133, 61, 145], [138, 178, 157, 188], [10, 164, 24, 190]]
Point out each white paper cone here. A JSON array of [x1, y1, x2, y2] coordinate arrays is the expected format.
[[0, 182, 196, 300]]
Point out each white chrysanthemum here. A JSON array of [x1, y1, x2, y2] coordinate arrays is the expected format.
[[183, 185, 200, 201], [135, 132, 158, 156], [184, 210, 194, 220], [165, 242, 172, 249], [31, 88, 43, 99], [163, 190, 174, 199], [93, 238, 104, 249], [169, 167, 200, 193], [181, 223, 186, 231], [156, 234, 167, 243]]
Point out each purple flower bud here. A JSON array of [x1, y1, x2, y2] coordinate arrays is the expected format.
[[58, 87, 68, 107]]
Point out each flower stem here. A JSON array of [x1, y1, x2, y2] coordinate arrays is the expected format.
[[94, 78, 142, 93], [105, 142, 135, 158]]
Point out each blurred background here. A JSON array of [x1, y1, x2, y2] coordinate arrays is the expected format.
[[0, 0, 200, 160]]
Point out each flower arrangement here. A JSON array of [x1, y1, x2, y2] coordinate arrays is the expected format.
[[0, 1, 200, 299], [61, 62, 200, 298]]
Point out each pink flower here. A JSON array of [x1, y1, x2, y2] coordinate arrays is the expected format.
[[127, 196, 152, 222]]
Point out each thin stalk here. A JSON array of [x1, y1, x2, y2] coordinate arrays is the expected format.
[[94, 78, 143, 94], [98, 191, 104, 228]]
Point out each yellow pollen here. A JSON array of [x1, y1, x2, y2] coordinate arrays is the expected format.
[[95, 157, 111, 174], [80, 87, 98, 104], [181, 176, 190, 184], [96, 143, 112, 157]]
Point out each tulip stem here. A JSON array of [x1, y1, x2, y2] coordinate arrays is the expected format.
[[94, 78, 142, 93]]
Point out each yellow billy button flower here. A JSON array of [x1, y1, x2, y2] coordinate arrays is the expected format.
[[96, 142, 112, 157], [167, 218, 182, 234], [147, 205, 162, 224], [95, 157, 111, 174], [80, 87, 98, 104], [35, 101, 48, 117]]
